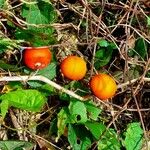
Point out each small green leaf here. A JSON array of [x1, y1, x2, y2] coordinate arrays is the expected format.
[[25, 63, 56, 88], [71, 81, 90, 96], [123, 122, 143, 150], [38, 84, 55, 96], [85, 121, 106, 140], [68, 124, 91, 150], [15, 28, 56, 47], [69, 101, 87, 123], [0, 60, 20, 71], [85, 101, 101, 120], [0, 140, 34, 150], [95, 49, 105, 58], [21, 1, 56, 26], [68, 124, 80, 150], [98, 129, 121, 150], [98, 39, 109, 47], [19, 0, 57, 46], [134, 38, 148, 59], [38, 62, 56, 79], [94, 47, 113, 68], [0, 89, 46, 113], [0, 38, 22, 53], [7, 82, 23, 90], [0, 0, 5, 8], [57, 107, 70, 140], [0, 99, 9, 118], [147, 16, 150, 26]]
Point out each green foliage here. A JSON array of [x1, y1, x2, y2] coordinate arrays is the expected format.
[[0, 60, 20, 71], [69, 100, 88, 123], [134, 38, 148, 59], [147, 16, 150, 26], [71, 81, 90, 96], [0, 38, 23, 54], [85, 121, 106, 140], [24, 62, 57, 88], [55, 98, 122, 149], [0, 140, 34, 150], [123, 122, 143, 150], [21, 1, 56, 26], [68, 124, 91, 150], [0, 0, 147, 149], [0, 0, 5, 8], [55, 95, 140, 150], [38, 83, 55, 97], [15, 0, 57, 46], [57, 107, 71, 140], [98, 39, 109, 47], [0, 89, 46, 118], [94, 39, 117, 68], [98, 129, 121, 150], [84, 101, 101, 121], [56, 100, 102, 142]]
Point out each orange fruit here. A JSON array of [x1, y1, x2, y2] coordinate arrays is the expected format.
[[60, 56, 87, 80], [23, 47, 52, 70], [90, 74, 117, 100]]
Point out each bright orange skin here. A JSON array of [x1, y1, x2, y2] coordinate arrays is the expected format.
[[23, 47, 52, 70], [60, 56, 87, 80], [90, 74, 117, 100]]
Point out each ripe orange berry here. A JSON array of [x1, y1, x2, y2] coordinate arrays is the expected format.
[[90, 74, 117, 100], [23, 47, 52, 70], [60, 56, 87, 80]]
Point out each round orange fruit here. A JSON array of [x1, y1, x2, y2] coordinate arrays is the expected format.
[[23, 47, 52, 70], [60, 56, 87, 80], [90, 74, 117, 100]]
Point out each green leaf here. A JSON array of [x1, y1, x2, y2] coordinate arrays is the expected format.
[[0, 89, 46, 115], [37, 62, 56, 79], [49, 118, 57, 135], [0, 140, 34, 150], [69, 101, 87, 123], [134, 38, 148, 59], [57, 107, 70, 140], [15, 28, 56, 47], [18, 0, 57, 46], [147, 16, 150, 26], [0, 0, 5, 8], [59, 92, 71, 101], [68, 124, 80, 150], [0, 60, 20, 71], [0, 38, 22, 53], [98, 129, 121, 150], [0, 99, 9, 118], [71, 81, 90, 96], [25, 63, 56, 88], [123, 122, 143, 150], [84, 101, 101, 121], [94, 47, 113, 68], [95, 40, 117, 68], [38, 84, 55, 97], [98, 39, 109, 47], [68, 124, 91, 150], [21, 1, 56, 26], [85, 121, 106, 140], [7, 82, 23, 90]]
